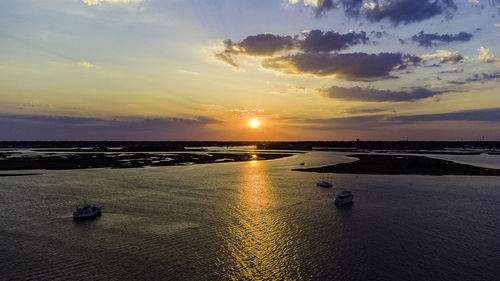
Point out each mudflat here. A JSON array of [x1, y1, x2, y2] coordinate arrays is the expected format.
[[294, 154, 500, 176], [0, 152, 294, 171]]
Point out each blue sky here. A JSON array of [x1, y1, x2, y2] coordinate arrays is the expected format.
[[0, 0, 499, 140]]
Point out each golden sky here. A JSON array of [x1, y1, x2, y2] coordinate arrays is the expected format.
[[1, 0, 499, 140]]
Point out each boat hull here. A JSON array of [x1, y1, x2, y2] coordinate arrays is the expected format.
[[73, 208, 102, 220], [73, 211, 101, 220], [334, 197, 353, 206]]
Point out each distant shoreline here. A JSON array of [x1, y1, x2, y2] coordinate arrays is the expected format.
[[0, 173, 41, 177], [1, 140, 500, 152], [294, 154, 500, 176]]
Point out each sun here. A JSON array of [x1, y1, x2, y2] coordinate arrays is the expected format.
[[249, 119, 260, 128]]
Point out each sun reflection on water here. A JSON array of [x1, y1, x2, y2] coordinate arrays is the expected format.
[[240, 160, 271, 210], [215, 160, 298, 280]]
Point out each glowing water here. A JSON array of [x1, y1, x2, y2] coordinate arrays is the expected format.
[[1, 152, 499, 280]]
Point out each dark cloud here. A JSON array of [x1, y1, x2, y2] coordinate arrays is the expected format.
[[411, 31, 472, 47], [402, 54, 422, 65], [447, 72, 500, 85], [389, 108, 500, 122], [307, 0, 335, 16], [215, 40, 241, 68], [346, 108, 391, 114], [422, 50, 466, 66], [466, 72, 500, 82], [293, 0, 457, 25], [304, 0, 362, 17], [262, 52, 412, 80], [438, 68, 463, 74], [369, 31, 386, 39], [235, 34, 297, 56], [364, 0, 457, 25], [300, 30, 368, 53], [215, 35, 296, 67], [301, 114, 386, 130], [0, 114, 220, 141], [216, 30, 369, 67], [321, 86, 446, 102], [440, 52, 465, 65], [295, 108, 500, 131]]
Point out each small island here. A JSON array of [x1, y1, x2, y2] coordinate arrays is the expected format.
[[294, 154, 500, 176]]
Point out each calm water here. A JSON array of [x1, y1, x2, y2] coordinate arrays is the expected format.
[[1, 151, 500, 280]]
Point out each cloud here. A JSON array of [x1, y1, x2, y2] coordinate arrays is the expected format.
[[215, 42, 240, 68], [261, 52, 417, 80], [76, 61, 94, 68], [230, 34, 297, 56], [446, 72, 500, 85], [82, 0, 144, 6], [229, 108, 266, 119], [289, 0, 344, 16], [298, 114, 387, 130], [478, 46, 500, 64], [439, 52, 466, 65], [411, 31, 472, 47], [438, 68, 463, 74], [320, 86, 446, 102], [216, 34, 297, 67], [290, 0, 457, 25], [300, 30, 369, 53], [363, 0, 457, 25], [178, 69, 200, 76], [229, 108, 265, 113], [465, 72, 500, 82], [216, 30, 369, 67], [421, 50, 467, 65], [345, 108, 391, 114], [389, 108, 500, 122], [424, 64, 441, 68], [0, 114, 219, 141], [295, 107, 500, 131]]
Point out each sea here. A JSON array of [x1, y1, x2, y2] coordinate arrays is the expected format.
[[1, 150, 500, 280]]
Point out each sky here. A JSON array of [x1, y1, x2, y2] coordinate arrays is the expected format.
[[0, 0, 499, 141]]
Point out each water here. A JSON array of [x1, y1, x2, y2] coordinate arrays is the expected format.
[[1, 152, 500, 280]]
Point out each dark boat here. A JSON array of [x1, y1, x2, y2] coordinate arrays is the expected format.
[[73, 201, 102, 220], [334, 189, 353, 206], [316, 181, 333, 188]]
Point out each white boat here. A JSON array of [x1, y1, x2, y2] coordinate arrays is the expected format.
[[334, 189, 353, 206], [316, 181, 333, 188], [73, 202, 102, 220]]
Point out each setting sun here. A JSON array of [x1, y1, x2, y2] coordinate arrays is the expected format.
[[249, 119, 260, 128]]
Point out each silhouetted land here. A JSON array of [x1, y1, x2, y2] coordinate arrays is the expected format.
[[256, 141, 500, 153], [0, 173, 41, 177], [1, 141, 499, 153], [0, 152, 293, 171], [1, 141, 499, 173], [294, 154, 500, 176]]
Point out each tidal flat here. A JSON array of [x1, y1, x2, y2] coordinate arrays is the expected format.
[[0, 151, 295, 170], [294, 154, 500, 176]]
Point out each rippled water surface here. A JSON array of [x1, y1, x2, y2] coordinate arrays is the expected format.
[[1, 152, 500, 280]]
